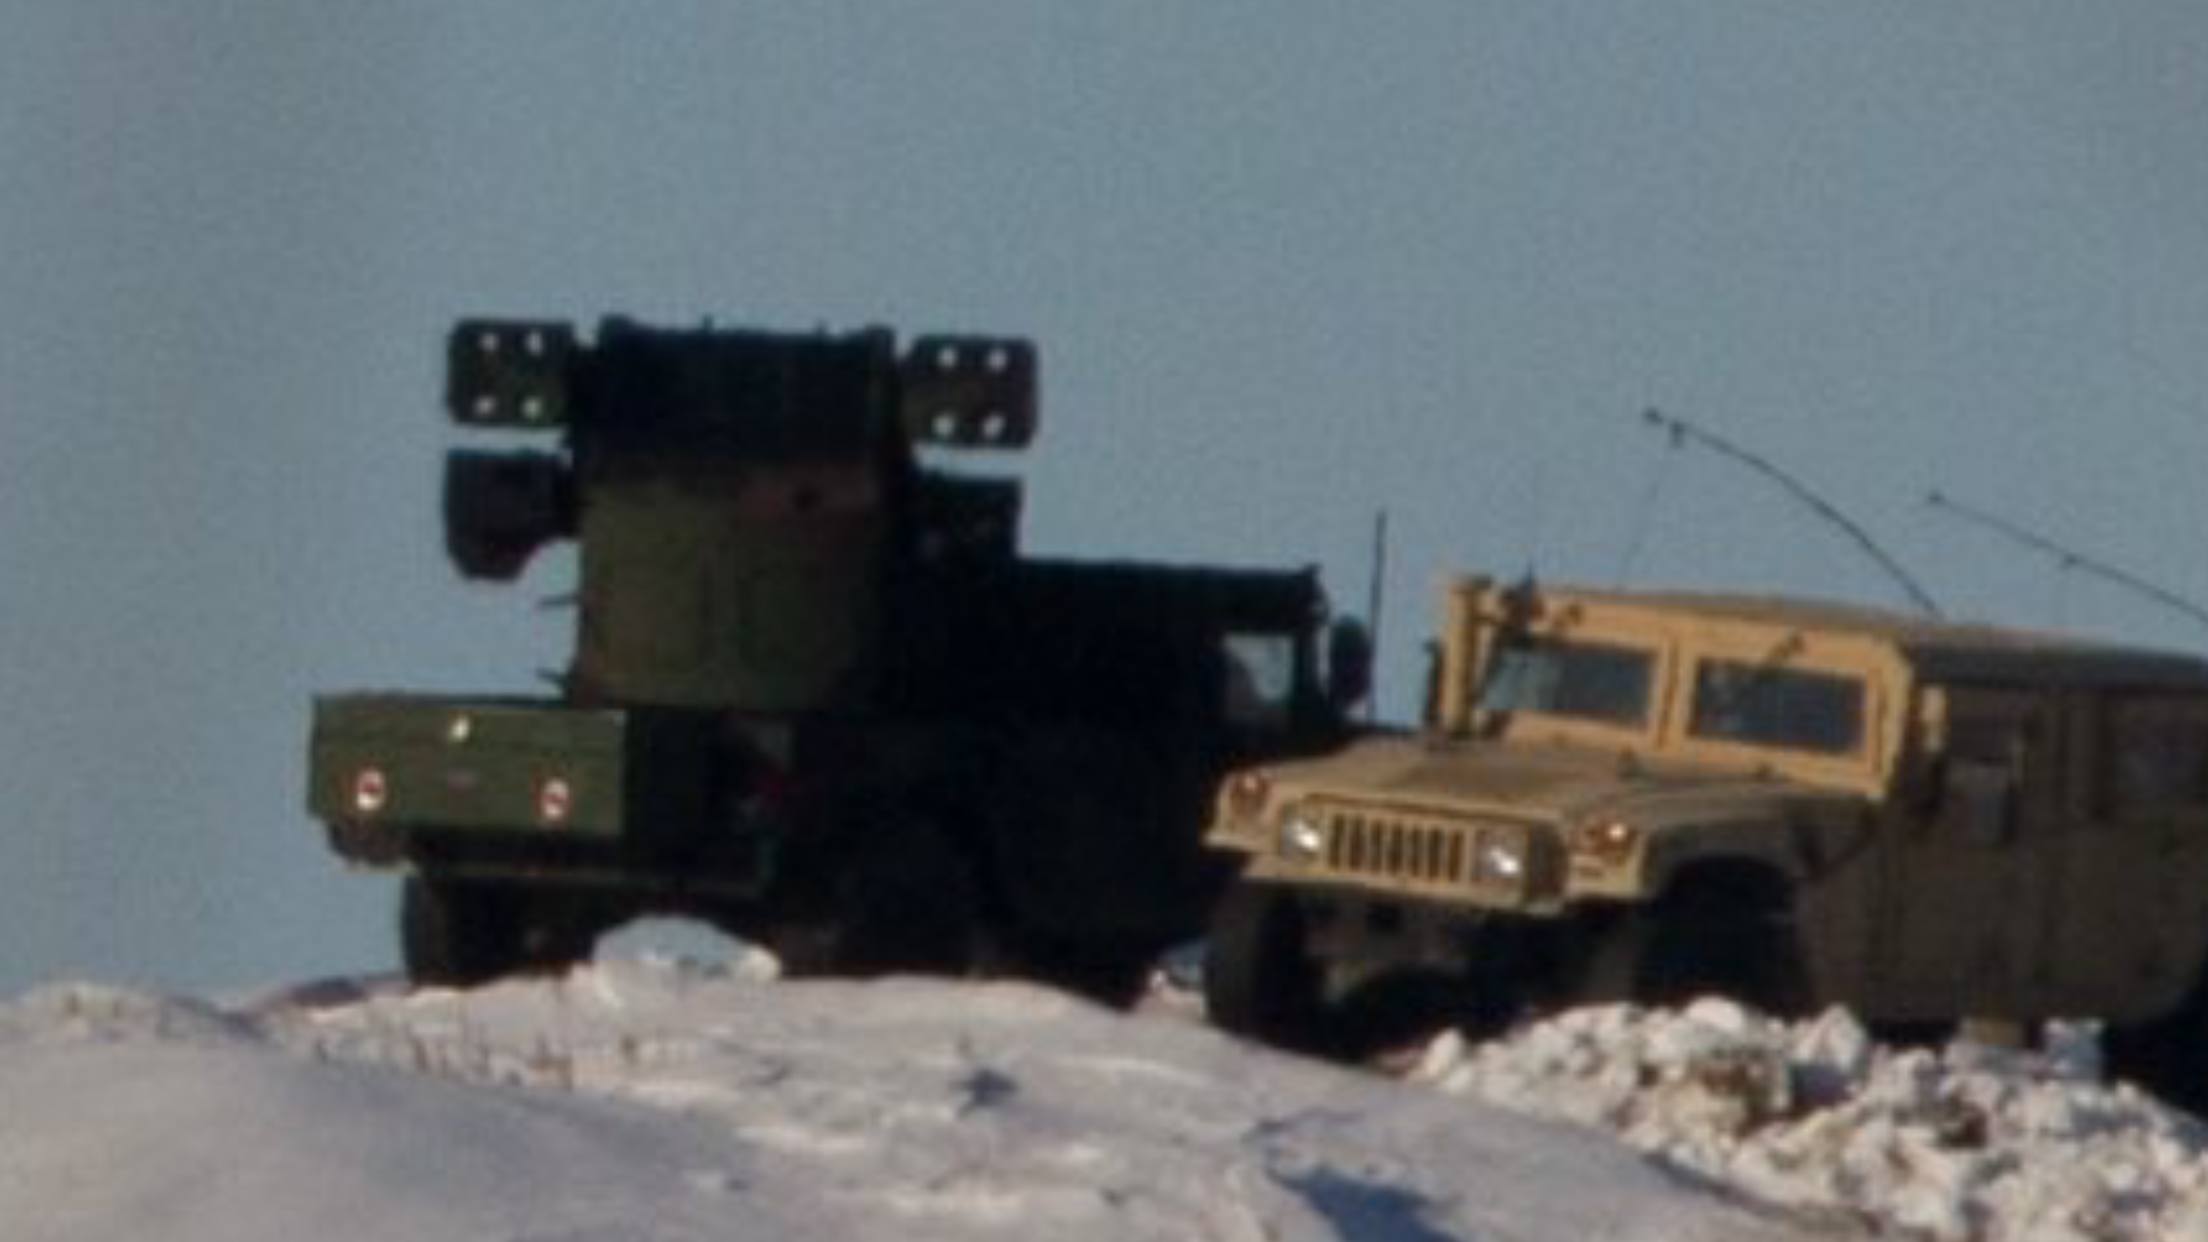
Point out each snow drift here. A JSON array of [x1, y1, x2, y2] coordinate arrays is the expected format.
[[0, 956, 1817, 1242], [4, 951, 2207, 1241], [1412, 999, 2208, 1241]]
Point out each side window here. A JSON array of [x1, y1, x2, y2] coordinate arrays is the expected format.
[[2108, 699, 2208, 815], [1479, 640, 1655, 727], [1221, 632, 1297, 729], [1688, 660, 1866, 756]]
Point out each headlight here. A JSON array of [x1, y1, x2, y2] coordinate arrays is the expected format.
[[1278, 814, 1326, 862], [1473, 832, 1527, 884]]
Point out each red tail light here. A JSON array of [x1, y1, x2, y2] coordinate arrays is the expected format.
[[352, 768, 388, 815]]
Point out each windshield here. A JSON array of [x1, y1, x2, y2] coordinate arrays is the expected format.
[[1688, 659, 1865, 756], [1479, 639, 1655, 727]]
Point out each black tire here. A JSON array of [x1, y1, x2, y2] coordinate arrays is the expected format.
[[1331, 968, 1488, 1061], [1583, 872, 1808, 1017], [401, 878, 527, 988], [1004, 933, 1160, 1009], [2105, 982, 2208, 1117], [816, 824, 983, 979], [1868, 1020, 1958, 1050], [1204, 881, 1326, 1051], [400, 879, 598, 988]]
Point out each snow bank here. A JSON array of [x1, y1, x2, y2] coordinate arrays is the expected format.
[[0, 965, 1814, 1242], [15, 958, 2207, 1242], [1410, 998, 2208, 1242], [0, 983, 805, 1242]]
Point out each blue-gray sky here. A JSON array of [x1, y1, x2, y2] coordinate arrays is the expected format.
[[3, 4, 2206, 995]]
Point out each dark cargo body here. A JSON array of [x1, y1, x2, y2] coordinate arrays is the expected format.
[[310, 318, 1358, 995]]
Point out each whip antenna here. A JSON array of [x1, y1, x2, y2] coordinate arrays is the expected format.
[[1641, 408, 1942, 618], [1365, 508, 1389, 723], [1924, 490, 2208, 634]]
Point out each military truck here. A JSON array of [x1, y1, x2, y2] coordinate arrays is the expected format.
[[1204, 575, 2208, 1109], [309, 317, 1364, 998]]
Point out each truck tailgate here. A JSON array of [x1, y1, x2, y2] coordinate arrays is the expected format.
[[308, 695, 707, 843]]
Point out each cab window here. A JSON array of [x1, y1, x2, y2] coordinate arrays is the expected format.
[[1688, 660, 1866, 756], [1480, 639, 1655, 727], [1221, 631, 1298, 729]]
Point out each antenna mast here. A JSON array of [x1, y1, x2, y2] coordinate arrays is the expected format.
[[1365, 508, 1389, 723], [1924, 490, 2208, 634], [1641, 408, 1942, 618]]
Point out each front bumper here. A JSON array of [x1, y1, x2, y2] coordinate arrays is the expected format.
[[1214, 797, 1568, 915]]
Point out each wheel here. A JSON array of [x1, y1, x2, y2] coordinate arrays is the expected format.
[[1330, 967, 1486, 1061], [400, 879, 598, 988], [1204, 881, 1326, 1051], [1868, 1020, 1958, 1050], [1002, 932, 1160, 1008], [401, 878, 528, 987], [1582, 871, 1808, 1017], [2105, 982, 2208, 1116], [806, 823, 983, 979]]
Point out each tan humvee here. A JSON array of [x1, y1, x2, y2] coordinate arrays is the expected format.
[[1204, 575, 2208, 1107]]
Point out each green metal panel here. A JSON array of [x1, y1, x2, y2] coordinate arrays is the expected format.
[[572, 475, 884, 711], [309, 695, 634, 839]]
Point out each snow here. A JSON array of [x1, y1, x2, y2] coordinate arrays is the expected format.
[[2, 951, 2205, 1242], [1411, 999, 2208, 1242], [0, 955, 1812, 1242]]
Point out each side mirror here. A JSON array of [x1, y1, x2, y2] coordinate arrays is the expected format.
[[1326, 619, 1374, 715]]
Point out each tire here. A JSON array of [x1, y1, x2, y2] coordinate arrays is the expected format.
[[401, 878, 527, 988], [1004, 932, 1160, 1009], [400, 879, 597, 988], [817, 823, 983, 979], [1583, 872, 1808, 1017], [2105, 982, 2208, 1117], [1204, 881, 1326, 1051]]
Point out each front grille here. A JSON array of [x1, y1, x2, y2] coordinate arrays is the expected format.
[[1321, 809, 1473, 885]]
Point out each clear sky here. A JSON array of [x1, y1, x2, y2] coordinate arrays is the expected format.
[[2, 3, 2205, 995]]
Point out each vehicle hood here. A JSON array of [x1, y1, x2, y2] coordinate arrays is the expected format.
[[1256, 734, 1850, 826]]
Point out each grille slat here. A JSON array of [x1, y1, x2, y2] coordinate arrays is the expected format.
[[1317, 808, 1471, 885]]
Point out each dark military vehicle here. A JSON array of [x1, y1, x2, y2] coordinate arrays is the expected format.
[[308, 318, 1363, 997], [1205, 575, 2208, 1110]]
